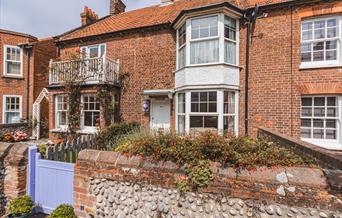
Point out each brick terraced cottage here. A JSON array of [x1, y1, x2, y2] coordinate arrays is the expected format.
[[0, 29, 56, 135], [44, 0, 342, 150]]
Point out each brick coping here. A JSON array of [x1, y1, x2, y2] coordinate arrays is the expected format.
[[78, 149, 327, 189]]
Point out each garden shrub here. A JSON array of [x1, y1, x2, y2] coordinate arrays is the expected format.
[[9, 196, 35, 216], [49, 204, 77, 218], [96, 122, 140, 150], [114, 131, 316, 191], [37, 144, 48, 158]]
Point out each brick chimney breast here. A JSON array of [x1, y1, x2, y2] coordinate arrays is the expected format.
[[80, 6, 99, 26], [110, 0, 126, 15]]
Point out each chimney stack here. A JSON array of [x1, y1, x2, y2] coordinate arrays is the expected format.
[[109, 0, 126, 15], [80, 6, 99, 26]]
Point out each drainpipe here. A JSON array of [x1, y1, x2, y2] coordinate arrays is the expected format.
[[19, 43, 34, 122], [244, 5, 259, 136]]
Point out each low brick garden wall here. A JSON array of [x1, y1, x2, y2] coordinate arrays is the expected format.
[[0, 143, 29, 216], [74, 149, 342, 218]]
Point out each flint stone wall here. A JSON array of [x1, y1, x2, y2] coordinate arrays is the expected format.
[[74, 149, 342, 218]]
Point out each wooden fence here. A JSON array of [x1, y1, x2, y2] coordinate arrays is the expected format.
[[44, 135, 98, 163]]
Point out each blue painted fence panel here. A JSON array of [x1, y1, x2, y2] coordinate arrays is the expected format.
[[28, 146, 75, 214]]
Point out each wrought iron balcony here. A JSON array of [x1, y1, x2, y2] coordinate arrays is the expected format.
[[49, 57, 120, 85]]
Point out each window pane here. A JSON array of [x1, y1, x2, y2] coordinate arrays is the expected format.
[[224, 16, 236, 40], [89, 47, 99, 58], [178, 46, 186, 69], [178, 93, 185, 113], [190, 40, 219, 64], [302, 30, 312, 41], [314, 29, 325, 39], [200, 92, 207, 101], [302, 97, 312, 106], [301, 128, 311, 138], [313, 129, 324, 139], [327, 28, 337, 38], [179, 24, 186, 47], [84, 112, 93, 126], [5, 112, 20, 124], [302, 22, 312, 31], [301, 108, 312, 117], [209, 92, 216, 101], [191, 103, 199, 112], [326, 129, 336, 139], [191, 92, 199, 102], [327, 108, 337, 117], [314, 108, 325, 117], [313, 119, 324, 128], [224, 116, 235, 134], [301, 53, 311, 62], [327, 97, 336, 106], [191, 16, 218, 39], [225, 41, 236, 64], [301, 119, 311, 127], [208, 103, 216, 112], [326, 50, 337, 61], [327, 19, 337, 27], [314, 97, 325, 106], [326, 119, 336, 128], [200, 103, 207, 112], [190, 116, 203, 128], [204, 116, 218, 129], [7, 62, 21, 75], [178, 115, 185, 134]]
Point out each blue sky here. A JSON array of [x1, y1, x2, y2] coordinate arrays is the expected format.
[[0, 0, 160, 38]]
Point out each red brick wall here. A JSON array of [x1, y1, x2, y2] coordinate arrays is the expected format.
[[57, 27, 176, 130], [0, 32, 56, 127], [242, 1, 342, 137]]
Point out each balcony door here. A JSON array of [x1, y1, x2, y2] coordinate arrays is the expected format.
[[80, 44, 106, 81]]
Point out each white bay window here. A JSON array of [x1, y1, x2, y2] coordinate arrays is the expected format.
[[301, 16, 342, 68], [176, 90, 238, 134], [176, 14, 239, 69]]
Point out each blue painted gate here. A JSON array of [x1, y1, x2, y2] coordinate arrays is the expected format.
[[27, 146, 74, 214]]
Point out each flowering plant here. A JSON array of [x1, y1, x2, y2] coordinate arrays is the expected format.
[[13, 131, 28, 142]]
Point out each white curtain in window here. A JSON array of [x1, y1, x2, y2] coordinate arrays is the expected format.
[[225, 41, 236, 64], [190, 39, 219, 64]]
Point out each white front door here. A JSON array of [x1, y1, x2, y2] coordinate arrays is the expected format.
[[150, 99, 171, 131]]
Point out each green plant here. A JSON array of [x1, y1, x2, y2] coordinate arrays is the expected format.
[[37, 144, 48, 158], [175, 177, 189, 193], [49, 204, 77, 218], [8, 196, 35, 216], [185, 160, 213, 189], [96, 122, 140, 150], [114, 131, 316, 192]]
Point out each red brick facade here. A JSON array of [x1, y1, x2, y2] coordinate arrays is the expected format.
[[0, 30, 56, 129], [49, 0, 341, 145]]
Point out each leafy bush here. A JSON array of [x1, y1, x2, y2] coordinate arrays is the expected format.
[[114, 131, 316, 191], [49, 204, 77, 218], [9, 196, 35, 216], [96, 122, 140, 150], [37, 144, 48, 158]]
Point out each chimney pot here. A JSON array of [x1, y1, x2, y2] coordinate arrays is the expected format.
[[81, 6, 99, 26], [109, 0, 126, 15]]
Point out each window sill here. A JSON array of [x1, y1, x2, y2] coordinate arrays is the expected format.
[[174, 62, 242, 74], [301, 138, 342, 150], [2, 75, 24, 79], [50, 128, 99, 134], [299, 63, 342, 70]]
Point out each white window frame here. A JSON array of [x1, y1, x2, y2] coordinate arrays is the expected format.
[[55, 95, 69, 130], [175, 89, 239, 134], [176, 13, 239, 69], [300, 16, 342, 69], [80, 43, 106, 59], [2, 95, 22, 124], [3, 45, 23, 77], [81, 94, 100, 132], [300, 95, 342, 150]]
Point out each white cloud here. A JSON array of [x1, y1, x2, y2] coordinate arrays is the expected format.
[[0, 0, 160, 38]]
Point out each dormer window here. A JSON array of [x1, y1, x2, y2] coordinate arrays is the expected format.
[[177, 14, 239, 69]]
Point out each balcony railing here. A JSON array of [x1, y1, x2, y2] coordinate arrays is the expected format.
[[49, 57, 120, 85]]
